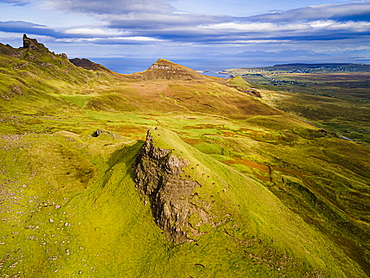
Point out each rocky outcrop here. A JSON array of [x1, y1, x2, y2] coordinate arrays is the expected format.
[[92, 129, 104, 137], [0, 35, 49, 57], [134, 129, 200, 243], [0, 35, 69, 62], [22, 34, 49, 52]]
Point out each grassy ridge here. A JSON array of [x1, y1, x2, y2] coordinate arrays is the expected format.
[[146, 127, 367, 277], [2, 127, 364, 277]]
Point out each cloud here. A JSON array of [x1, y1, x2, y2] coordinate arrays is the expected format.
[[70, 2, 369, 46], [198, 22, 308, 32], [0, 0, 30, 6], [57, 36, 163, 45], [0, 21, 60, 37], [18, 1, 366, 47], [64, 28, 126, 36], [45, 0, 173, 15], [247, 3, 370, 23], [1, 1, 369, 63], [197, 19, 370, 42]]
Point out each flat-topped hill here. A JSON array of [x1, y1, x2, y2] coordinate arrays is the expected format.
[[133, 59, 211, 80]]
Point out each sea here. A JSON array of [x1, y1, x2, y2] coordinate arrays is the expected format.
[[89, 57, 246, 78]]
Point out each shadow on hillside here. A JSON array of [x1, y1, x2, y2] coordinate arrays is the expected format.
[[107, 140, 145, 181]]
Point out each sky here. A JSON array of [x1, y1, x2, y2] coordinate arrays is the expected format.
[[1, 0, 370, 71]]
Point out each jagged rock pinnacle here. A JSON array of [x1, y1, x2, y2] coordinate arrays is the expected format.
[[22, 34, 49, 52], [134, 129, 201, 243]]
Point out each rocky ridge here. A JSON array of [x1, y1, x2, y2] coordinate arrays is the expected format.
[[0, 34, 68, 60], [134, 129, 203, 243], [22, 34, 49, 52], [69, 58, 111, 72]]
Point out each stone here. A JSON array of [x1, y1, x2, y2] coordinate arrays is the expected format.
[[134, 129, 203, 243], [92, 129, 104, 137], [22, 34, 49, 52]]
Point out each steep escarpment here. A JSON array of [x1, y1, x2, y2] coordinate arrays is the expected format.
[[134, 129, 201, 243]]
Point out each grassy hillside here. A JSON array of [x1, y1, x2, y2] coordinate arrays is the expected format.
[[0, 37, 369, 277]]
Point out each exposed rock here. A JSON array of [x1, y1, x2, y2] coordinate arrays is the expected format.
[[22, 34, 49, 52], [134, 129, 200, 243], [92, 129, 104, 137], [0, 43, 20, 57], [1, 35, 68, 63], [247, 89, 262, 98], [59, 53, 68, 59]]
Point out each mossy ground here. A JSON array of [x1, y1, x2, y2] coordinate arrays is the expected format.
[[0, 49, 369, 277]]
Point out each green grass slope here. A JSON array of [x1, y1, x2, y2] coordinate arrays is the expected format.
[[0, 39, 119, 115], [136, 127, 367, 277], [0, 126, 367, 277]]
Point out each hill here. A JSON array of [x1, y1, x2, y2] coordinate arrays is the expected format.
[[69, 58, 113, 72], [0, 36, 369, 277], [132, 58, 211, 80]]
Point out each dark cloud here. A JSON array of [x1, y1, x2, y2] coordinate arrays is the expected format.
[[0, 0, 30, 5]]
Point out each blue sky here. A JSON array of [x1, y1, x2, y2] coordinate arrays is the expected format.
[[1, 0, 370, 68]]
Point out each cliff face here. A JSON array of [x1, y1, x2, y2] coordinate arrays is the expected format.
[[22, 34, 49, 52], [134, 129, 200, 243]]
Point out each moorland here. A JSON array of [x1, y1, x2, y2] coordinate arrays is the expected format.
[[224, 63, 370, 144], [0, 36, 369, 277]]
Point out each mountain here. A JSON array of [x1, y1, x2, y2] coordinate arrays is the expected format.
[[0, 36, 369, 277]]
